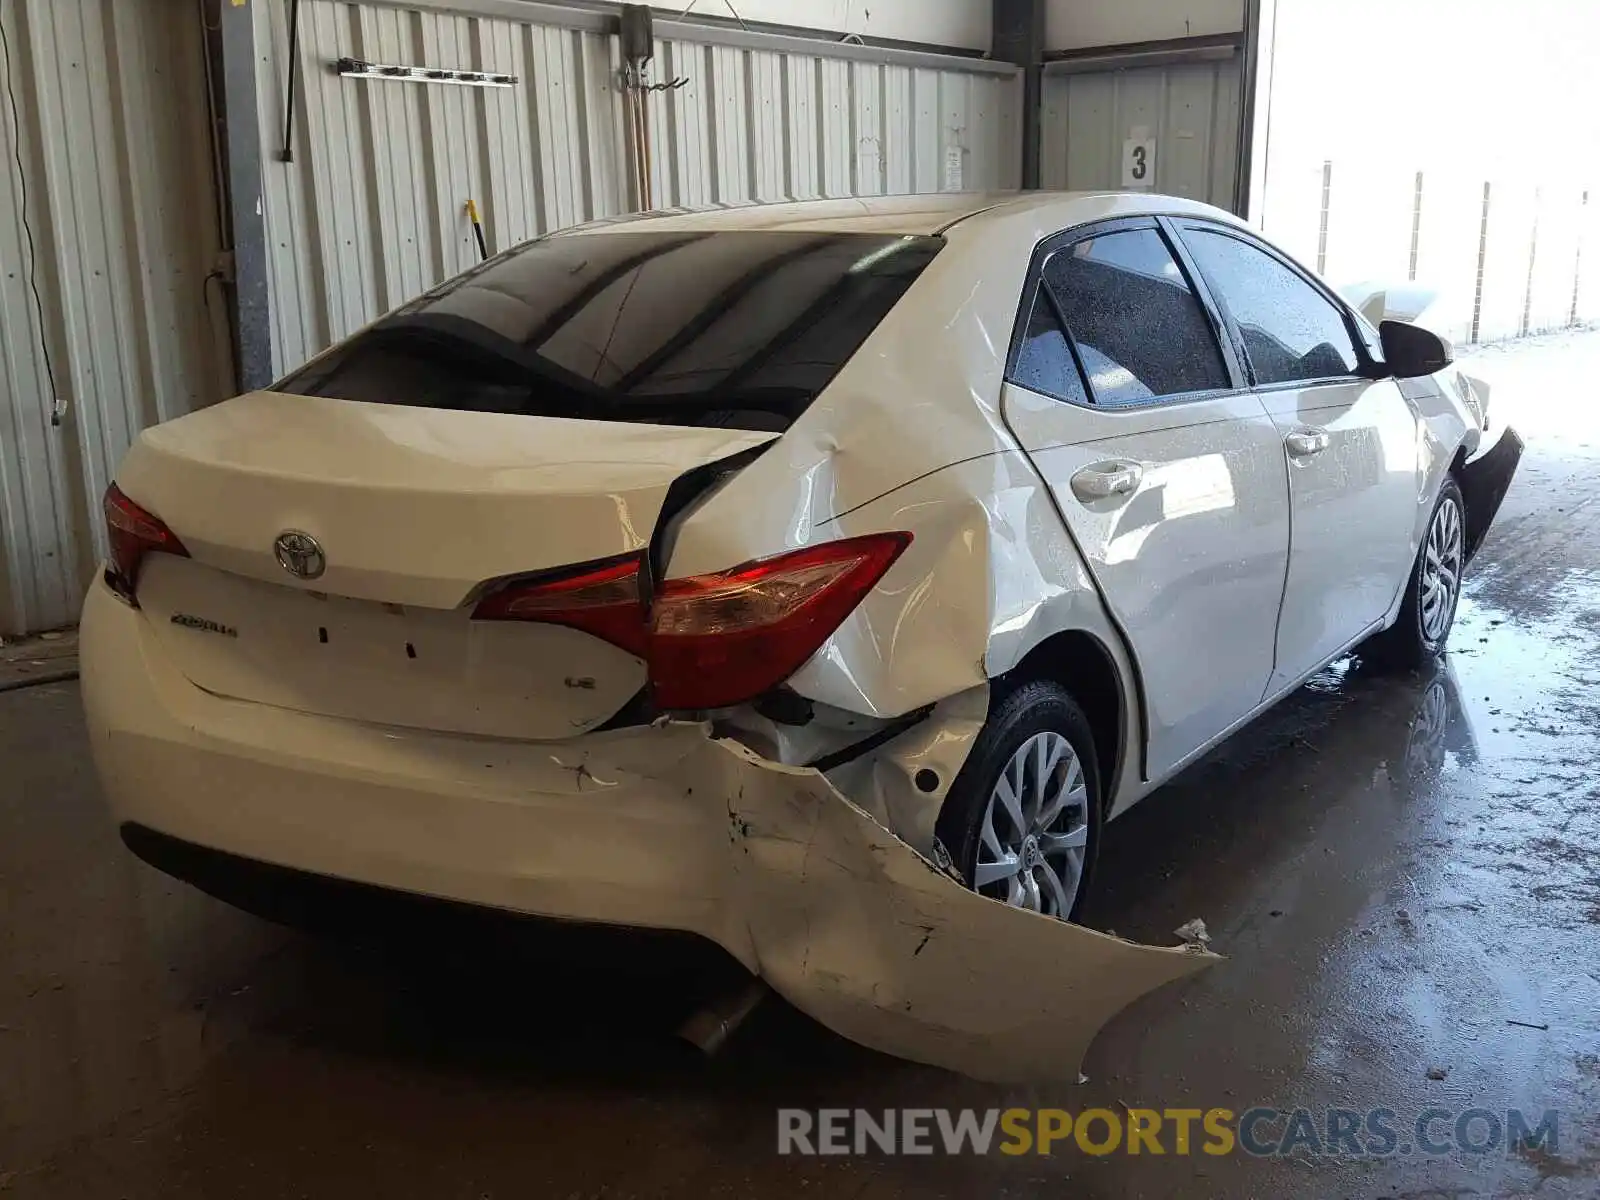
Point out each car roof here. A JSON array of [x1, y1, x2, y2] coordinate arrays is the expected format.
[[556, 191, 1244, 237]]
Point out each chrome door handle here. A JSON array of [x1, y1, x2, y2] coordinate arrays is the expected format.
[[1285, 428, 1331, 457], [1070, 461, 1143, 501]]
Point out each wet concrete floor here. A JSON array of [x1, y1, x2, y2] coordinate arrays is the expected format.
[[3, 332, 1599, 1198]]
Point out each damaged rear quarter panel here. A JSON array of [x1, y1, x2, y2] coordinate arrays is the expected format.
[[794, 455, 1148, 815], [793, 453, 1134, 715]]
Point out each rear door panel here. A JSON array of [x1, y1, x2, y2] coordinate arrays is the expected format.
[[1004, 385, 1290, 780], [999, 220, 1291, 782]]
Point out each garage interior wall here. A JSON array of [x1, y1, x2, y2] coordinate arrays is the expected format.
[[1040, 57, 1239, 208], [1037, 0, 1246, 206], [1046, 0, 1243, 50], [0, 0, 230, 637], [644, 0, 991, 52], [255, 0, 1021, 375]]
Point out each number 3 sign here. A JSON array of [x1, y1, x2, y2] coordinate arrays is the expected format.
[[1121, 137, 1156, 189]]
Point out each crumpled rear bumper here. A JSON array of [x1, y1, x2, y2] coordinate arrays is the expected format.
[[1460, 424, 1524, 562], [83, 580, 1216, 1084], [680, 737, 1215, 1082]]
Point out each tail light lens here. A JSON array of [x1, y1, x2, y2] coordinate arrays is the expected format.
[[650, 532, 911, 709], [103, 484, 189, 605], [472, 555, 648, 657], [475, 532, 911, 710]]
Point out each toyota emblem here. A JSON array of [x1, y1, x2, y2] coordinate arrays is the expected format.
[[274, 531, 326, 580]]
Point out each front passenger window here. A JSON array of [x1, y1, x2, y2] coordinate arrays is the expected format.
[[1182, 230, 1362, 386]]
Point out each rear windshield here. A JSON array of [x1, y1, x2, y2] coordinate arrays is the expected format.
[[276, 230, 944, 431]]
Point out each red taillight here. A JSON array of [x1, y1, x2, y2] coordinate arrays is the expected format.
[[474, 533, 912, 710], [103, 483, 189, 604], [648, 532, 912, 710], [471, 555, 648, 657]]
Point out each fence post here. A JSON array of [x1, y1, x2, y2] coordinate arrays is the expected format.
[[1520, 186, 1540, 338], [1316, 160, 1333, 275], [1408, 170, 1424, 281], [1572, 189, 1589, 328], [1470, 181, 1492, 344]]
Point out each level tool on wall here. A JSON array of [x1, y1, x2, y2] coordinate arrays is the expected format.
[[334, 57, 517, 88]]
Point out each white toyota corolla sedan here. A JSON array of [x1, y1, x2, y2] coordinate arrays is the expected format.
[[81, 191, 1521, 1071]]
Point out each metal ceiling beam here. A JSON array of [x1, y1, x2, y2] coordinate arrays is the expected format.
[[992, 0, 1045, 189]]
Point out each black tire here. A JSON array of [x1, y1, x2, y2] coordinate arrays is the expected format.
[[934, 679, 1103, 923], [1361, 476, 1466, 673]]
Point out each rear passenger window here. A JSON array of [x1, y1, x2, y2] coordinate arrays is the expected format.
[[1182, 229, 1361, 385], [1011, 288, 1090, 404], [1044, 229, 1229, 406]]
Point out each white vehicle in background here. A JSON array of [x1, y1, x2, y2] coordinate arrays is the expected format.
[[81, 192, 1521, 1077]]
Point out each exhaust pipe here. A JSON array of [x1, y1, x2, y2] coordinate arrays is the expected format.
[[677, 978, 770, 1056]]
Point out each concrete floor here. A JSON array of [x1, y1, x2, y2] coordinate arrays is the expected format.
[[4, 332, 1599, 1198]]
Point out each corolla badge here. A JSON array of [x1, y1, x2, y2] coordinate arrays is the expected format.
[[274, 530, 326, 580]]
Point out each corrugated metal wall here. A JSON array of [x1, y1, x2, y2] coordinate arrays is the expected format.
[[643, 36, 1019, 208], [0, 0, 229, 635], [1040, 58, 1241, 209], [255, 0, 1022, 374]]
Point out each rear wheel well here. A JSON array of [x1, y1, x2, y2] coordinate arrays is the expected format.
[[998, 632, 1126, 813]]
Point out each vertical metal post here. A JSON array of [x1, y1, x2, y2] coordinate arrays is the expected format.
[[1236, 0, 1278, 221], [1571, 190, 1588, 328], [992, 0, 1044, 189], [1315, 159, 1332, 275], [1408, 170, 1424, 282], [279, 0, 301, 163], [1470, 181, 1492, 345], [211, 0, 273, 391], [1521, 186, 1540, 338]]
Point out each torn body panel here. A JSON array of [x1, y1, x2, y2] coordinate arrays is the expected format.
[[710, 738, 1218, 1083], [715, 688, 988, 855], [818, 686, 988, 856]]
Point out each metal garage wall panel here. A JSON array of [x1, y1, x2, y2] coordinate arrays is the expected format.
[[258, 2, 1021, 377], [1040, 59, 1240, 208], [0, 0, 225, 635], [255, 0, 628, 374], [647, 34, 1019, 210]]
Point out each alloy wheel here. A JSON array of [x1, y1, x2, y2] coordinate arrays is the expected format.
[[973, 732, 1091, 919], [1421, 496, 1464, 643]]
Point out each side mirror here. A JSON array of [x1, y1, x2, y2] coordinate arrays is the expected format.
[[1379, 320, 1453, 379]]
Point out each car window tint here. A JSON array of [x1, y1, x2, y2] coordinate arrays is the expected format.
[[1011, 287, 1091, 404], [1044, 230, 1229, 406], [1183, 230, 1361, 385], [276, 232, 944, 432]]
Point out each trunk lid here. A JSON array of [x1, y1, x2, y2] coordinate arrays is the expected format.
[[120, 391, 776, 739]]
